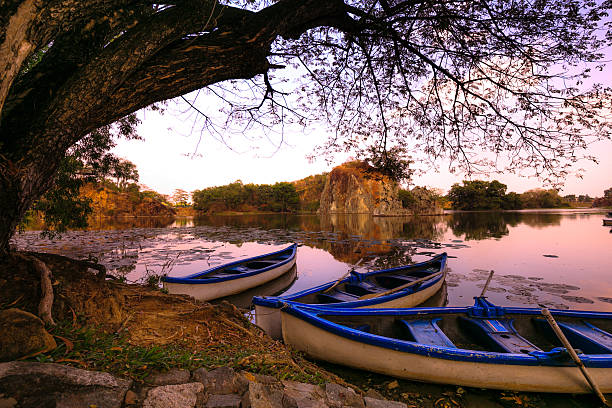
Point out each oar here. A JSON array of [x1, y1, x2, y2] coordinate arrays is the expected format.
[[541, 308, 609, 407], [323, 258, 364, 293], [480, 270, 494, 297], [358, 270, 445, 300]]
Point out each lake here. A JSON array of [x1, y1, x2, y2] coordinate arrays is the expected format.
[[15, 209, 612, 312]]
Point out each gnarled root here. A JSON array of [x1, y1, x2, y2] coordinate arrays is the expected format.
[[15, 252, 56, 326]]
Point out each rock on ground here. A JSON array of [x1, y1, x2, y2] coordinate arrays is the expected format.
[[142, 382, 204, 408], [146, 368, 191, 385], [0, 362, 131, 408], [364, 397, 407, 408], [0, 308, 56, 361], [206, 393, 242, 408]]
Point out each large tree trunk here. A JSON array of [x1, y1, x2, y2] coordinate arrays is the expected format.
[[0, 0, 351, 252], [0, 152, 59, 254]]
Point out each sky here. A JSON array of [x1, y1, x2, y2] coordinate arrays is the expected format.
[[112, 51, 612, 199]]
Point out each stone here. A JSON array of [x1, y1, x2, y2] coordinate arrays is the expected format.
[[146, 368, 191, 385], [283, 380, 327, 408], [0, 396, 17, 408], [206, 394, 242, 408], [0, 308, 57, 361], [192, 367, 208, 382], [142, 382, 204, 408], [124, 390, 139, 405], [195, 367, 248, 395], [364, 389, 385, 400], [244, 381, 292, 408], [386, 381, 399, 390], [325, 383, 364, 408], [318, 161, 407, 216], [364, 397, 407, 408], [0, 362, 131, 408]]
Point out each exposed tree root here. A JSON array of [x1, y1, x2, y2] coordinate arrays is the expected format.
[[13, 252, 56, 325]]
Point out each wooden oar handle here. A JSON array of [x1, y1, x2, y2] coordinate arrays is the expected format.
[[323, 258, 364, 293], [541, 308, 609, 406], [479, 270, 494, 297]]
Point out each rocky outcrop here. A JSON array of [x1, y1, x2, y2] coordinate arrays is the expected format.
[[0, 363, 408, 408], [318, 162, 406, 216], [0, 309, 56, 361]]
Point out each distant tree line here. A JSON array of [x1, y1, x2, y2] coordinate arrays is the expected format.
[[447, 180, 571, 210], [592, 187, 612, 208], [192, 181, 300, 213]]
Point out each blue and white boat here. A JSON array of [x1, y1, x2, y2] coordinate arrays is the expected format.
[[162, 244, 297, 301], [281, 297, 612, 393], [253, 253, 447, 339]]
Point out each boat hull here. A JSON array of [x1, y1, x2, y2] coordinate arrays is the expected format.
[[281, 312, 612, 393], [164, 257, 296, 301], [254, 253, 448, 339], [256, 273, 445, 339], [604, 219, 612, 226]]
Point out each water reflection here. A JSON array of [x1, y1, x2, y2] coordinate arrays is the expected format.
[[15, 209, 612, 312]]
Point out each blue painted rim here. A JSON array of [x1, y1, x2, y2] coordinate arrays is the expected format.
[[282, 300, 612, 368], [252, 253, 447, 308], [161, 243, 297, 284]]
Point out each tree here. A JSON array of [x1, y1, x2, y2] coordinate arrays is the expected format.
[[27, 127, 140, 235], [1, 0, 611, 253], [363, 146, 413, 183], [171, 189, 190, 207], [447, 180, 523, 210], [271, 182, 300, 212], [520, 188, 568, 208], [109, 159, 140, 191], [592, 187, 612, 207]]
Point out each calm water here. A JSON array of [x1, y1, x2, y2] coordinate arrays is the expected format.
[[15, 209, 612, 311]]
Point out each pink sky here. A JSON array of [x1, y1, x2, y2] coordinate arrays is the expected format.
[[113, 48, 612, 198]]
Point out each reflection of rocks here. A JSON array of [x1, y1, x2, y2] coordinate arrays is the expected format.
[[318, 161, 406, 216]]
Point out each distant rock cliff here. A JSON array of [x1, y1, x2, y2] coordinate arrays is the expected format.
[[318, 161, 406, 216]]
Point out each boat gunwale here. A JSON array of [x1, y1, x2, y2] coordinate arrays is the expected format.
[[162, 243, 297, 284], [282, 300, 612, 368], [253, 253, 447, 308]]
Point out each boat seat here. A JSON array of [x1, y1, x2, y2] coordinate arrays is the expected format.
[[349, 324, 371, 333], [375, 274, 419, 288], [399, 318, 455, 348], [316, 290, 359, 304], [270, 254, 291, 261], [533, 319, 612, 354], [344, 281, 385, 296], [244, 260, 277, 269], [458, 317, 540, 354]]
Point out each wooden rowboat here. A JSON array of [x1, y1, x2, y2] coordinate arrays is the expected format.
[[162, 244, 297, 301], [603, 219, 612, 226], [281, 297, 612, 393], [253, 253, 447, 339]]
